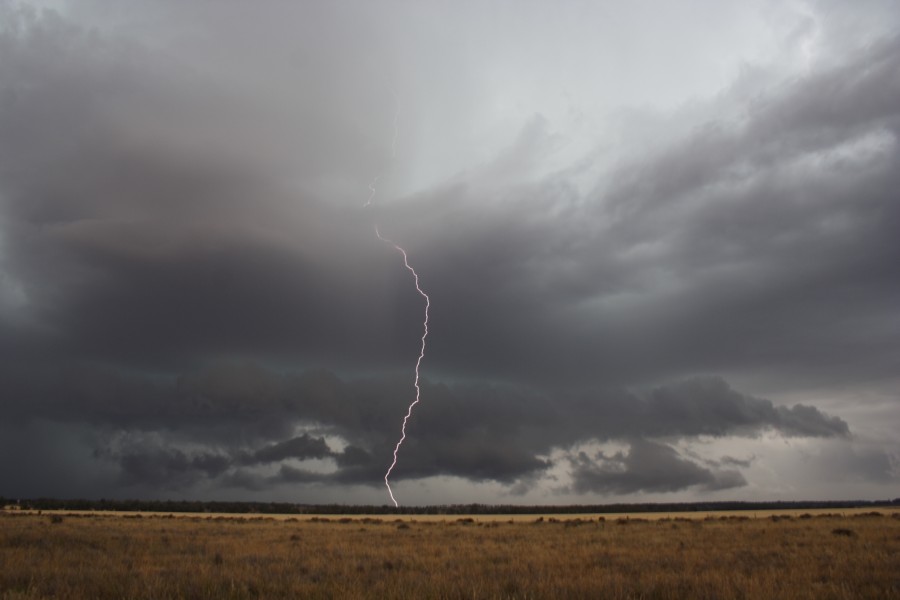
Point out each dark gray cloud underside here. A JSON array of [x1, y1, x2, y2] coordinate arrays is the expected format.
[[0, 358, 848, 493], [570, 439, 747, 495]]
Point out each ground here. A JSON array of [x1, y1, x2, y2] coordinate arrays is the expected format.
[[1, 508, 899, 599]]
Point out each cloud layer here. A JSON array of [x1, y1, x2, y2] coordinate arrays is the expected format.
[[0, 1, 897, 502]]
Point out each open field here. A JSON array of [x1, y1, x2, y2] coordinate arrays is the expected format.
[[2, 510, 899, 599]]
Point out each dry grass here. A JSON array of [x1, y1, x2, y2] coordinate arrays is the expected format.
[[1, 510, 899, 599]]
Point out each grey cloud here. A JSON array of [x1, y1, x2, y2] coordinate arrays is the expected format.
[[808, 441, 899, 484], [720, 455, 755, 469], [241, 434, 333, 465], [2, 5, 898, 396], [0, 420, 113, 499], [375, 35, 900, 391], [549, 377, 849, 445], [570, 439, 747, 495], [774, 403, 851, 438], [277, 465, 329, 485], [117, 447, 231, 488], [0, 6, 412, 371], [0, 2, 896, 502], [335, 445, 375, 468], [378, 434, 552, 485], [219, 469, 270, 493], [0, 359, 848, 493], [638, 377, 849, 438]]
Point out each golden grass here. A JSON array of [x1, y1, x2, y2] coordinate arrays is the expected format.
[[1, 510, 899, 599]]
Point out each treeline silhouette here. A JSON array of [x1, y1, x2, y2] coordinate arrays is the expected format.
[[3, 497, 898, 515]]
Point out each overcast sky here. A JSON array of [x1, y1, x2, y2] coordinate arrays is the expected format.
[[1, 0, 898, 506]]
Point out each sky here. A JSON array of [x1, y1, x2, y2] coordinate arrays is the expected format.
[[1, 0, 898, 506]]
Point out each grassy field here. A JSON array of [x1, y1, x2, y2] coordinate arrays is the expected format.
[[1, 510, 899, 599]]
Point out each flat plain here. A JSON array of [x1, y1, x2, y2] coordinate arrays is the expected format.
[[1, 509, 899, 599]]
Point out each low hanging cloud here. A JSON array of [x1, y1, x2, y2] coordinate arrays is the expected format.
[[569, 439, 747, 495], [635, 377, 850, 439], [114, 447, 231, 489], [24, 363, 850, 495], [239, 434, 333, 466]]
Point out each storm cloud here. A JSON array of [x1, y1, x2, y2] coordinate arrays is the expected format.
[[570, 439, 747, 495], [0, 1, 898, 503], [0, 361, 852, 496]]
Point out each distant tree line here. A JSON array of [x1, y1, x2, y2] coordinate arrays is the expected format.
[[2, 497, 898, 515]]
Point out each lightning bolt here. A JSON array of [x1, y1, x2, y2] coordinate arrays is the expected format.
[[364, 96, 430, 507], [375, 225, 430, 507]]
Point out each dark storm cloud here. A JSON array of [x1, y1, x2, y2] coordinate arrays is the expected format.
[[569, 439, 746, 495], [635, 377, 849, 438], [1, 3, 897, 501], [0, 4, 414, 372], [4, 359, 848, 493], [240, 434, 332, 465], [114, 446, 231, 488], [375, 35, 900, 390], [2, 5, 897, 392]]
